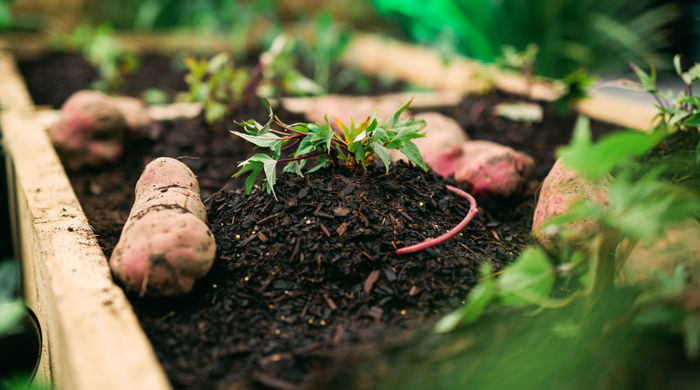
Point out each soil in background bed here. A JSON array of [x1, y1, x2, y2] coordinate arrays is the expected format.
[[18, 52, 406, 109], [18, 52, 188, 108], [63, 92, 618, 390]]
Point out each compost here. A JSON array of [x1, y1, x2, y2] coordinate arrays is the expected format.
[[62, 92, 616, 389]]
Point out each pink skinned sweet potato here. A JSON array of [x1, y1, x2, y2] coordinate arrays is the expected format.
[[391, 112, 469, 166], [532, 158, 610, 251], [48, 91, 153, 168], [48, 90, 129, 168], [109, 158, 216, 296], [430, 141, 534, 197]]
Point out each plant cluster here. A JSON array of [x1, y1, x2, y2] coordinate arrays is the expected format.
[[232, 99, 427, 197], [436, 117, 700, 358], [625, 56, 700, 162], [52, 24, 140, 93], [185, 34, 322, 124]]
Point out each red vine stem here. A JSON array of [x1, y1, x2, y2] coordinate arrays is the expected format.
[[392, 185, 478, 256]]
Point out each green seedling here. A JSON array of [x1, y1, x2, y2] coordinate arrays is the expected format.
[[233, 98, 427, 197], [53, 23, 140, 93]]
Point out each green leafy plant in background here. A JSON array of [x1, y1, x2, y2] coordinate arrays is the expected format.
[[0, 0, 12, 30], [52, 23, 140, 93], [624, 56, 700, 163], [233, 99, 427, 197], [436, 117, 700, 360], [184, 52, 251, 124], [372, 0, 678, 78], [185, 34, 323, 124]]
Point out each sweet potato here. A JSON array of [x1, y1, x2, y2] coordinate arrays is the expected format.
[[618, 220, 700, 286], [391, 112, 468, 166], [430, 141, 534, 197], [532, 159, 610, 250], [48, 91, 153, 168], [110, 158, 216, 296], [305, 95, 411, 132], [49, 91, 129, 168]]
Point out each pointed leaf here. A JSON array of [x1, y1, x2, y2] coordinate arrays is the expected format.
[[371, 141, 391, 172], [399, 141, 427, 171]]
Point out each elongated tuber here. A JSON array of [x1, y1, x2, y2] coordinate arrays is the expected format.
[[532, 158, 610, 251], [110, 157, 216, 296], [49, 90, 153, 168], [431, 141, 534, 197]]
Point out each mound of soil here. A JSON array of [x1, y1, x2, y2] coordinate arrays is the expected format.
[[134, 162, 531, 389], [61, 91, 617, 390]]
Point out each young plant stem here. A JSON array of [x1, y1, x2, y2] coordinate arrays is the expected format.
[[277, 150, 324, 163], [393, 185, 478, 256]]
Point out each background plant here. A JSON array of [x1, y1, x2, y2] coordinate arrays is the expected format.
[[232, 99, 427, 197], [52, 23, 140, 93], [372, 0, 678, 78]]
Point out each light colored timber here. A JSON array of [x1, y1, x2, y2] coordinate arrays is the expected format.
[[0, 42, 172, 390]]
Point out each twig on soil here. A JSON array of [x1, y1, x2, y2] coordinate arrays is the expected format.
[[392, 185, 478, 256]]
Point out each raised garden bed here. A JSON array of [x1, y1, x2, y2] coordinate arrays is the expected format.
[[0, 33, 661, 390]]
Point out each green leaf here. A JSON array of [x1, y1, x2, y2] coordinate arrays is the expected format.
[[459, 264, 497, 323], [0, 301, 24, 336], [629, 62, 657, 93], [236, 154, 278, 197], [687, 64, 700, 83], [231, 131, 282, 149], [434, 310, 464, 334], [557, 116, 665, 179], [399, 141, 428, 171], [371, 141, 391, 172], [684, 315, 700, 358], [497, 247, 554, 306], [307, 154, 330, 173], [244, 164, 262, 194], [673, 54, 684, 78], [385, 98, 414, 130], [295, 135, 315, 156], [682, 113, 700, 127]]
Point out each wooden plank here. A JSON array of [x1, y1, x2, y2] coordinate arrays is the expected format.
[[0, 40, 34, 109], [342, 33, 656, 129], [0, 109, 171, 390]]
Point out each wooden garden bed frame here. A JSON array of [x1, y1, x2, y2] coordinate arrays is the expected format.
[[0, 33, 657, 390]]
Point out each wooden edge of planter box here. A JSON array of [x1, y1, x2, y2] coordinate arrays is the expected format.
[[342, 33, 657, 129], [0, 43, 172, 390]]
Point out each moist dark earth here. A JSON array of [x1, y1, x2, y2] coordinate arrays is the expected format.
[[61, 93, 618, 389]]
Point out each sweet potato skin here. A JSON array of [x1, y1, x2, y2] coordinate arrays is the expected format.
[[431, 141, 534, 197], [532, 158, 610, 250], [110, 158, 216, 296], [391, 112, 468, 166], [48, 91, 153, 168], [618, 220, 700, 286]]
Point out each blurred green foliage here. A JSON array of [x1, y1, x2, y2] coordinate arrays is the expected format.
[[372, 0, 678, 78]]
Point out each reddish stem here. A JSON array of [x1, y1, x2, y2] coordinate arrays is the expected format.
[[281, 137, 301, 151], [392, 185, 478, 256], [277, 150, 324, 163], [274, 120, 308, 136]]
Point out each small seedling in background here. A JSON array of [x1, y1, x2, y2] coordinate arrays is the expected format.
[[626, 56, 700, 163], [184, 52, 250, 124], [185, 34, 322, 124], [52, 23, 140, 94], [233, 99, 427, 197]]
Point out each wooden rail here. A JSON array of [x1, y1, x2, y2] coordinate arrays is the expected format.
[[0, 41, 171, 390]]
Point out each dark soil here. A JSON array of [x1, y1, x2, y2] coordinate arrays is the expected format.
[[134, 163, 530, 390], [416, 91, 617, 180], [62, 92, 618, 390], [18, 52, 188, 108], [18, 52, 406, 109]]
